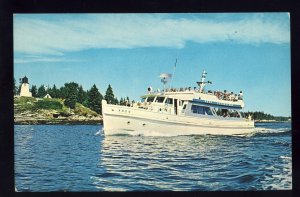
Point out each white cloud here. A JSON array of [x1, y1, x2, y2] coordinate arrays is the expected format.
[[14, 14, 290, 56], [14, 56, 81, 64]]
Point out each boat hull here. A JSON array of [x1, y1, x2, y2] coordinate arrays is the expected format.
[[102, 101, 255, 136]]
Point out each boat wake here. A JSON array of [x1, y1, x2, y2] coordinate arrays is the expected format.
[[249, 127, 291, 137]]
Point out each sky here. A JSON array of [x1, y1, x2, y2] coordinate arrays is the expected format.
[[13, 13, 291, 116]]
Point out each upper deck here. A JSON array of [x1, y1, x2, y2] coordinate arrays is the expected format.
[[141, 88, 245, 109]]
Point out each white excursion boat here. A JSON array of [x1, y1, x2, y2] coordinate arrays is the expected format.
[[102, 70, 254, 136]]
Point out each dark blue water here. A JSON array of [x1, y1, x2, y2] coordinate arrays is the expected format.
[[14, 123, 292, 191]]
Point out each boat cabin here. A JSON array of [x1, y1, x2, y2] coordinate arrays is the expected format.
[[138, 94, 243, 119]]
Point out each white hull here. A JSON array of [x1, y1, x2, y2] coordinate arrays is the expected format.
[[102, 101, 255, 136]]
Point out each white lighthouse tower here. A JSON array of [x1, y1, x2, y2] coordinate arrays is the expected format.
[[19, 76, 32, 97]]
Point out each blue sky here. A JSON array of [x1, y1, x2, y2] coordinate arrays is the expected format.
[[14, 13, 291, 116]]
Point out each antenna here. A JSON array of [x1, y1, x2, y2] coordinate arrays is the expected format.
[[169, 51, 178, 89], [159, 73, 172, 92]]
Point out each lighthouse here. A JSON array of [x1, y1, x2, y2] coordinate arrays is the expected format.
[[19, 76, 32, 97]]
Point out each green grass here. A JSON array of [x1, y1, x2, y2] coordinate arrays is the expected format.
[[74, 103, 98, 116], [14, 96, 99, 117], [34, 99, 63, 110], [14, 96, 37, 112]]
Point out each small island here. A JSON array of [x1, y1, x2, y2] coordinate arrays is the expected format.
[[14, 76, 132, 125], [14, 96, 102, 125]]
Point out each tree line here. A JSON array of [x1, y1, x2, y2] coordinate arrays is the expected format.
[[241, 111, 290, 121], [14, 78, 132, 115]]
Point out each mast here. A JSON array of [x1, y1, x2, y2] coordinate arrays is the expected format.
[[196, 70, 211, 93], [169, 52, 178, 89]]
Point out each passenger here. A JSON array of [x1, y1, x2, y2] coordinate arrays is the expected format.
[[234, 94, 238, 101], [223, 90, 228, 100], [216, 91, 221, 99], [229, 92, 234, 101], [238, 91, 243, 100]]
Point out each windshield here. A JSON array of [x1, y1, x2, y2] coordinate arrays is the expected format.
[[155, 96, 165, 103], [147, 97, 155, 102]]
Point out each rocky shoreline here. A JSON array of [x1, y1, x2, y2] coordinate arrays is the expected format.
[[14, 117, 103, 125]]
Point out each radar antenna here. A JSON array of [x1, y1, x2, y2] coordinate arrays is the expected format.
[[159, 73, 172, 93]]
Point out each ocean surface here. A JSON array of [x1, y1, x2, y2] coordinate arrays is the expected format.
[[14, 122, 292, 191]]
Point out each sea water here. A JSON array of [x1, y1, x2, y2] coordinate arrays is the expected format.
[[14, 122, 292, 191]]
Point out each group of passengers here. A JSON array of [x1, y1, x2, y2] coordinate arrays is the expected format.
[[217, 109, 241, 118], [154, 87, 243, 102], [166, 87, 197, 92], [213, 90, 243, 101]]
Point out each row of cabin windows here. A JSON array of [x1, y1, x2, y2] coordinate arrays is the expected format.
[[146, 97, 184, 106], [191, 105, 241, 117], [191, 105, 213, 115]]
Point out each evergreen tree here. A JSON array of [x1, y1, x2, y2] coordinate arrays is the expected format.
[[49, 84, 58, 98], [14, 78, 16, 96], [83, 90, 89, 107], [31, 85, 37, 97], [87, 84, 103, 114], [57, 87, 65, 98], [114, 97, 119, 105], [104, 84, 116, 104], [63, 82, 79, 109], [120, 97, 125, 106], [64, 92, 77, 109], [126, 96, 130, 106], [77, 85, 87, 104], [37, 85, 46, 98]]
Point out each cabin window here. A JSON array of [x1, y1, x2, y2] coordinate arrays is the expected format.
[[155, 96, 165, 103], [179, 100, 183, 106], [228, 109, 241, 118], [191, 105, 213, 115], [147, 97, 155, 102], [141, 98, 146, 102], [166, 98, 173, 105], [214, 108, 223, 116]]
